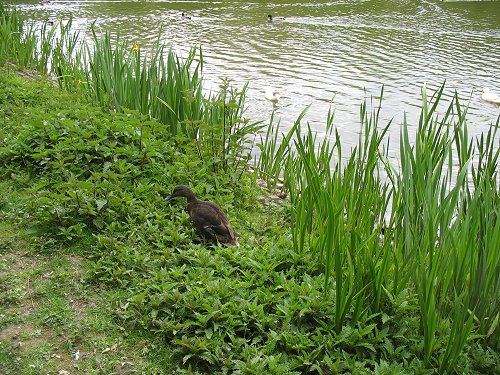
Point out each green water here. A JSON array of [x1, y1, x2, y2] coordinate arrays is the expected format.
[[15, 0, 500, 148]]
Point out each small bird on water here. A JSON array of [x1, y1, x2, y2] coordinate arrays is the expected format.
[[166, 185, 239, 247], [268, 14, 285, 22], [264, 86, 282, 105], [481, 88, 500, 105]]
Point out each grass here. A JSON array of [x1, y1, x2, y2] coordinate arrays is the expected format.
[[1, 4, 500, 374], [0, 184, 175, 374]]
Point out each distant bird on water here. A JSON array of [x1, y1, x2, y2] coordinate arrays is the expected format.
[[264, 86, 282, 105], [181, 12, 192, 19], [481, 88, 500, 105], [166, 185, 239, 247], [268, 14, 285, 22]]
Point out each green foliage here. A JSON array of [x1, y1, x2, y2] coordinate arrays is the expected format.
[[1, 4, 499, 374], [0, 68, 439, 374], [262, 84, 500, 373], [0, 8, 260, 187], [0, 70, 258, 245], [106, 240, 427, 373]]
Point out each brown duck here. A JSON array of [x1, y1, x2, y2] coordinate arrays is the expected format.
[[166, 185, 239, 247]]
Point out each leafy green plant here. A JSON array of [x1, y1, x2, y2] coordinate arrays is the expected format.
[[1, 7, 261, 185], [188, 79, 264, 178]]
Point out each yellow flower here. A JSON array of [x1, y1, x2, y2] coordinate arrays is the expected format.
[[131, 41, 139, 52]]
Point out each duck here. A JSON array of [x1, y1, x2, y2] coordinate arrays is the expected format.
[[268, 14, 285, 22], [481, 88, 500, 105], [181, 12, 192, 19], [166, 185, 239, 247], [264, 86, 282, 105]]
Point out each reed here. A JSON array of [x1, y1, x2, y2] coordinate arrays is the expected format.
[[0, 4, 34, 67], [261, 85, 499, 370], [0, 4, 76, 76], [255, 109, 306, 192], [80, 28, 260, 175], [283, 95, 392, 332], [394, 86, 499, 368], [84, 29, 203, 132]]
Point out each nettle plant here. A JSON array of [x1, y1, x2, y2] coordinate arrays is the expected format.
[[0, 76, 259, 244], [0, 101, 171, 238]]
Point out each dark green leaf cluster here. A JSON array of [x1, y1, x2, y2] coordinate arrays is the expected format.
[[0, 72, 257, 241], [94, 225, 433, 374]]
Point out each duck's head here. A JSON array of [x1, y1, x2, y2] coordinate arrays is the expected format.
[[483, 87, 490, 94], [166, 185, 196, 201], [267, 14, 273, 21]]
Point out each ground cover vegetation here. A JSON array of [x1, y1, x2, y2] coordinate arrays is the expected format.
[[1, 4, 499, 374]]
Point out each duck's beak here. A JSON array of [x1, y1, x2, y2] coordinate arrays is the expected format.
[[165, 195, 173, 201]]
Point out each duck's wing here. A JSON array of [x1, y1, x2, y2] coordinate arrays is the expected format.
[[482, 92, 500, 104], [188, 202, 238, 244]]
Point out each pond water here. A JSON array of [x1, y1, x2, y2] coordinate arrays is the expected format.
[[14, 0, 500, 154]]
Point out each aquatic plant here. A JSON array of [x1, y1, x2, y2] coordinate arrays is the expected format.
[[263, 84, 499, 371]]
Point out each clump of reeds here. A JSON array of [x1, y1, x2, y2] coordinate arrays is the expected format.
[[0, 6, 260, 180], [259, 85, 499, 372]]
